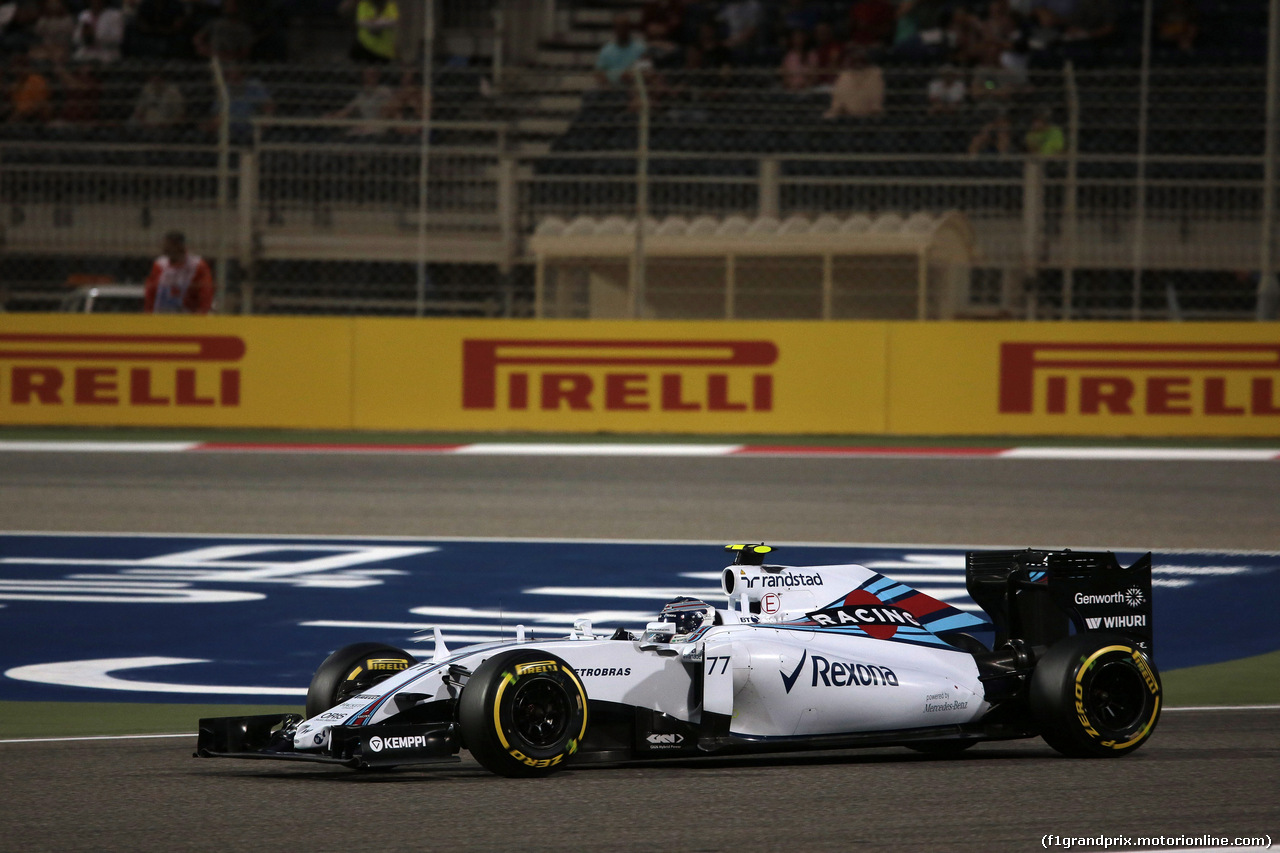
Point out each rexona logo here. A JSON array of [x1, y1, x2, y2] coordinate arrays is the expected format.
[[461, 339, 778, 413], [806, 589, 923, 640], [0, 333, 244, 408], [998, 342, 1280, 416], [779, 650, 899, 694]]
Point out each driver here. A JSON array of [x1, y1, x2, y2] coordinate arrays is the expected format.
[[657, 596, 717, 642]]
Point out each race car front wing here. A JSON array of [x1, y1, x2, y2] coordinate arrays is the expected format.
[[195, 714, 461, 769]]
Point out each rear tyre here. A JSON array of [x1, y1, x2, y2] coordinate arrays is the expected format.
[[458, 650, 588, 778], [305, 642, 416, 719], [1030, 633, 1161, 758]]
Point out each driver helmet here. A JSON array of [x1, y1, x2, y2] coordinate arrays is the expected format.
[[658, 596, 716, 641]]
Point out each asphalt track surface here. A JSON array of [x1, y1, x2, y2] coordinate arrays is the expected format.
[[2, 451, 1278, 852]]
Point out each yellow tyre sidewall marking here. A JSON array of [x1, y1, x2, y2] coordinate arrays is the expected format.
[[1074, 644, 1160, 750], [491, 665, 590, 760]]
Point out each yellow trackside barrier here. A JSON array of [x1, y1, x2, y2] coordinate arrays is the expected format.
[[351, 319, 888, 433], [887, 323, 1280, 437], [0, 315, 352, 428], [2, 315, 1277, 436]]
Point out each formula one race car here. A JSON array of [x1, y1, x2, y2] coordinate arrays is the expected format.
[[196, 545, 1161, 777]]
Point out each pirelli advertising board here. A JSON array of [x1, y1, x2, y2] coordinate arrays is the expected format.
[[0, 315, 352, 428], [353, 320, 888, 433], [1, 316, 1277, 436], [887, 323, 1280, 436]]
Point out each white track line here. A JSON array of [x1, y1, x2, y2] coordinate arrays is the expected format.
[[0, 440, 1276, 460], [0, 441, 198, 453], [0, 732, 194, 744], [1163, 704, 1280, 712], [1001, 447, 1280, 461]]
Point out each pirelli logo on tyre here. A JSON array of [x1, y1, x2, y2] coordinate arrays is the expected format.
[[999, 342, 1280, 418], [461, 339, 778, 414], [514, 660, 560, 676], [0, 333, 244, 409]]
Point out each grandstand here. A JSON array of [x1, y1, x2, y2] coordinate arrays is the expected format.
[[0, 0, 1275, 319]]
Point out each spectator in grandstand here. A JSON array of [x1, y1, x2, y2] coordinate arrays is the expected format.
[[970, 41, 1019, 105], [641, 0, 686, 45], [385, 67, 424, 125], [781, 0, 819, 34], [203, 62, 272, 137], [823, 46, 883, 118], [130, 70, 183, 125], [1156, 0, 1197, 54], [892, 0, 951, 58], [326, 66, 392, 136], [1025, 107, 1064, 155], [968, 108, 1011, 155], [809, 21, 842, 85], [72, 0, 124, 63], [717, 0, 763, 61], [849, 0, 896, 49], [5, 50, 51, 122], [693, 21, 732, 72], [28, 0, 73, 62], [594, 12, 647, 88], [927, 64, 965, 112], [50, 58, 100, 125], [193, 0, 252, 61], [126, 0, 188, 59], [341, 0, 398, 64], [779, 28, 814, 91], [0, 1, 38, 55], [144, 230, 214, 315], [974, 0, 1021, 53]]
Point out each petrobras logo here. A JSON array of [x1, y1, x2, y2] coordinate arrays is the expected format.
[[577, 667, 631, 677], [367, 735, 432, 752], [1074, 588, 1145, 609], [998, 341, 1280, 417], [461, 339, 778, 414], [0, 333, 244, 409], [743, 572, 823, 590], [779, 650, 900, 694]]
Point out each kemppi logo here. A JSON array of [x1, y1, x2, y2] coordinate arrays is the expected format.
[[0, 333, 244, 408], [999, 342, 1280, 416], [461, 339, 778, 413]]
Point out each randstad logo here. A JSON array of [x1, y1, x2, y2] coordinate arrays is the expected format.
[[461, 339, 778, 413], [0, 333, 244, 408], [998, 342, 1280, 417]]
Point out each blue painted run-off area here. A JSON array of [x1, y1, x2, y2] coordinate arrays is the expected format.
[[1, 534, 1276, 704]]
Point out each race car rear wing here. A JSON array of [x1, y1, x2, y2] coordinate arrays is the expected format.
[[966, 549, 1154, 658]]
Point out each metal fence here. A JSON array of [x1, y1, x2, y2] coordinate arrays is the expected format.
[[1, 59, 1276, 319]]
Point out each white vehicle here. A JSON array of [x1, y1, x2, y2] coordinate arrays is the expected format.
[[59, 284, 145, 313], [196, 545, 1161, 777]]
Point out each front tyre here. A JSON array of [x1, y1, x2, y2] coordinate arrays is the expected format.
[[1030, 633, 1161, 758], [458, 650, 588, 778], [305, 642, 416, 719]]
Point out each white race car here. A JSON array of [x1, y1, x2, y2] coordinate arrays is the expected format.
[[196, 544, 1161, 777]]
